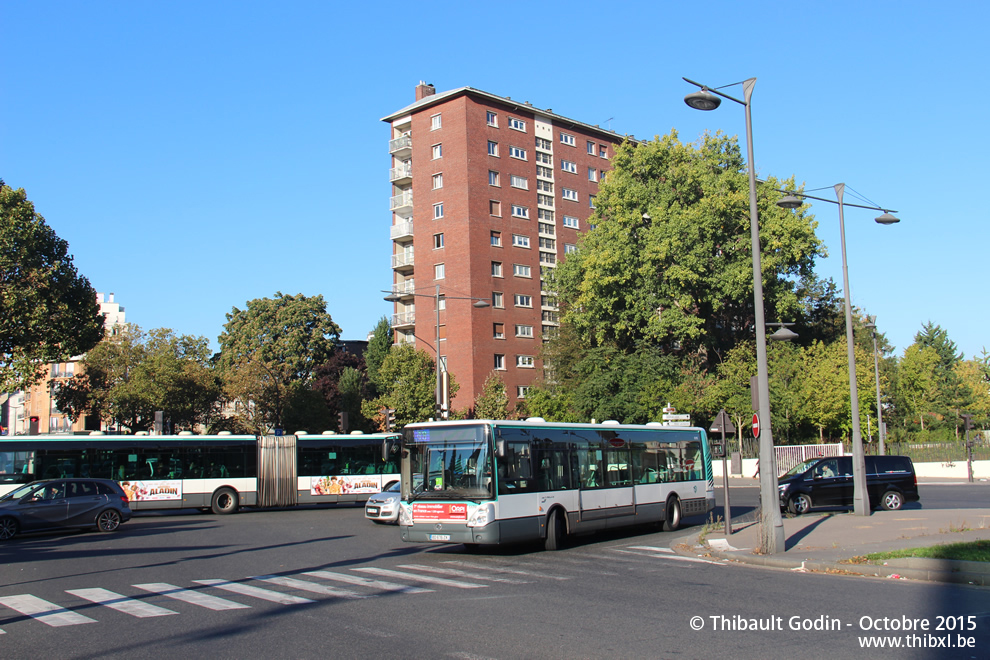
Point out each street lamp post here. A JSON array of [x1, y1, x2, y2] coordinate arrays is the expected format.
[[863, 316, 886, 455], [384, 286, 489, 419], [684, 76, 785, 554], [777, 185, 899, 516]]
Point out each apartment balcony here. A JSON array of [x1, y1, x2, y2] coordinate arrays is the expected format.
[[390, 311, 416, 329], [391, 252, 415, 271], [389, 134, 412, 159], [390, 191, 414, 214], [390, 164, 413, 185], [390, 220, 414, 240], [390, 279, 416, 298], [395, 332, 416, 346]]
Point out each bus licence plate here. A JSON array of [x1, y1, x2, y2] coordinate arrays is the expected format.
[[429, 534, 451, 541]]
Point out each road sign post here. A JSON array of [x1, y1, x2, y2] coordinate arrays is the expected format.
[[709, 409, 736, 535]]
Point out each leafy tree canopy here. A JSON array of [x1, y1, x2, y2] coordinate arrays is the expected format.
[[474, 371, 509, 420], [362, 345, 457, 429], [1, 180, 104, 390]]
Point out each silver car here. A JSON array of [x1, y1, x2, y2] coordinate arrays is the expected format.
[[364, 480, 400, 524]]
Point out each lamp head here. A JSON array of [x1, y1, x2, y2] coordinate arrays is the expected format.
[[383, 293, 401, 303], [768, 327, 799, 342], [777, 194, 804, 209], [875, 212, 900, 225], [473, 300, 490, 308], [684, 89, 721, 111]]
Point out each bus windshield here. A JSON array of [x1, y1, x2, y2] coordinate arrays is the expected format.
[[404, 425, 493, 501]]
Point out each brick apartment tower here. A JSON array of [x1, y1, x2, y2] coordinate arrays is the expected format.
[[382, 83, 626, 414]]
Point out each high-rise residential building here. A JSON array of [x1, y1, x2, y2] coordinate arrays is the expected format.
[[382, 83, 628, 412]]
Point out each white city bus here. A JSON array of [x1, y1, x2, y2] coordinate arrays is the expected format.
[[393, 418, 714, 550], [0, 431, 400, 513]]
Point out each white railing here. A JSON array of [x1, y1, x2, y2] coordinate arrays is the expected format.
[[774, 443, 844, 475], [391, 311, 416, 327], [390, 220, 413, 239], [389, 165, 413, 181], [391, 252, 414, 269], [391, 280, 416, 295], [389, 135, 412, 153], [390, 191, 413, 211]]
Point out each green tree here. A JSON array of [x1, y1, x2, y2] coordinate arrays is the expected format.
[[1, 180, 104, 390], [364, 316, 393, 397], [551, 131, 824, 366], [705, 341, 757, 449], [362, 345, 458, 429], [896, 344, 942, 432], [474, 371, 509, 420], [797, 340, 848, 441], [217, 292, 341, 431]]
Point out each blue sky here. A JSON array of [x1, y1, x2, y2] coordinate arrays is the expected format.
[[3, 1, 987, 361]]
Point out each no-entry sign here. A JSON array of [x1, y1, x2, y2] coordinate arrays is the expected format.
[[752, 413, 760, 438]]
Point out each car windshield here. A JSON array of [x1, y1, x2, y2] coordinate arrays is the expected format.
[[0, 482, 44, 501], [403, 425, 493, 501], [781, 459, 820, 478]]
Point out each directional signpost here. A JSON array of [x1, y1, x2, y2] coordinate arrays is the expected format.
[[709, 408, 736, 535]]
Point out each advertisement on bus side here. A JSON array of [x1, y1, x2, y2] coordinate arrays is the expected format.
[[120, 480, 182, 501], [310, 475, 382, 495]]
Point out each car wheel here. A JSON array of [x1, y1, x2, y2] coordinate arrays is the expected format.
[[789, 493, 812, 515], [97, 509, 122, 533], [0, 517, 18, 541], [881, 490, 903, 511], [211, 488, 239, 515], [663, 497, 682, 532], [544, 508, 566, 551]]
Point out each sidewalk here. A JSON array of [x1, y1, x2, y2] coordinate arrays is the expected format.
[[676, 482, 990, 586]]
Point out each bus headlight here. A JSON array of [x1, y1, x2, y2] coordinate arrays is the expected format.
[[467, 503, 494, 528], [399, 502, 412, 526]]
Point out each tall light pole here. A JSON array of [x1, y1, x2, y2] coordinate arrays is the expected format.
[[863, 316, 886, 456], [384, 286, 489, 419], [777, 186, 899, 516], [684, 76, 784, 554]]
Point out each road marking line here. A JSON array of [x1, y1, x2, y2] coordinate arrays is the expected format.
[[303, 570, 432, 594], [614, 548, 723, 564], [0, 595, 97, 627], [626, 546, 675, 553], [133, 583, 250, 610], [440, 561, 572, 580], [352, 567, 488, 589], [252, 575, 365, 599], [194, 579, 314, 605], [397, 564, 530, 584], [66, 588, 178, 618]]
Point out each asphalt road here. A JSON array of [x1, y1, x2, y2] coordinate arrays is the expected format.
[[0, 488, 987, 659]]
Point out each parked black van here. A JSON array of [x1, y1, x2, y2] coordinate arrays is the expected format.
[[777, 455, 919, 514]]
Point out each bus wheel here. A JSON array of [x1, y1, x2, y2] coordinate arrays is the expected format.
[[545, 509, 566, 551], [662, 497, 681, 532], [211, 488, 239, 515]]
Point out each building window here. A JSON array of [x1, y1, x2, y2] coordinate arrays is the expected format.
[[562, 188, 578, 202], [560, 133, 576, 147], [536, 180, 553, 193], [494, 354, 506, 370], [600, 145, 608, 158], [517, 386, 530, 398], [491, 230, 502, 247], [538, 222, 555, 235], [516, 355, 535, 368], [512, 234, 530, 248], [434, 202, 444, 219], [563, 215, 579, 229], [493, 323, 505, 339], [489, 170, 500, 186], [536, 152, 552, 165], [538, 209, 554, 222], [537, 194, 554, 207], [491, 261, 503, 277], [486, 110, 498, 127], [588, 167, 598, 182], [564, 243, 577, 254], [509, 146, 527, 160], [490, 200, 501, 216], [542, 310, 559, 323], [438, 295, 446, 311], [561, 160, 577, 174], [589, 195, 596, 209], [431, 114, 442, 130], [511, 204, 529, 219], [508, 117, 526, 131], [492, 291, 504, 308], [434, 233, 444, 249], [587, 140, 596, 155], [432, 173, 443, 189], [432, 143, 442, 159], [514, 294, 533, 308], [541, 294, 557, 308], [515, 324, 534, 338], [537, 165, 554, 178], [435, 263, 445, 280], [488, 141, 499, 157], [513, 264, 531, 278], [540, 252, 556, 264], [539, 237, 556, 250], [535, 137, 552, 150], [510, 175, 528, 190]]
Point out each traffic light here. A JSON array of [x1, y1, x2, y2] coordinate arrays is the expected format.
[[385, 408, 396, 431], [337, 411, 349, 434]]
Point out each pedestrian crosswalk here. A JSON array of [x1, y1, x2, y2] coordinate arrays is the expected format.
[[0, 544, 714, 634]]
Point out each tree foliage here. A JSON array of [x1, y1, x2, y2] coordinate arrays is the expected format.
[[364, 316, 393, 397], [217, 292, 340, 431], [1, 180, 104, 390], [361, 345, 457, 429], [474, 371, 509, 420]]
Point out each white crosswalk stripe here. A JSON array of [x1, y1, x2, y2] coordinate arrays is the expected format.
[[397, 564, 531, 584], [352, 567, 488, 589], [615, 546, 723, 564], [252, 575, 365, 599], [65, 588, 178, 618], [627, 545, 675, 553], [440, 560, 572, 581], [0, 594, 97, 627], [133, 583, 250, 610], [302, 570, 433, 594], [194, 579, 315, 605]]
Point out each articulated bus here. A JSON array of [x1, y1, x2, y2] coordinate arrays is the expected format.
[[392, 418, 714, 551], [0, 431, 400, 514]]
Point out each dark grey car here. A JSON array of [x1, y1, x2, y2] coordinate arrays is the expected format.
[[0, 478, 132, 540]]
